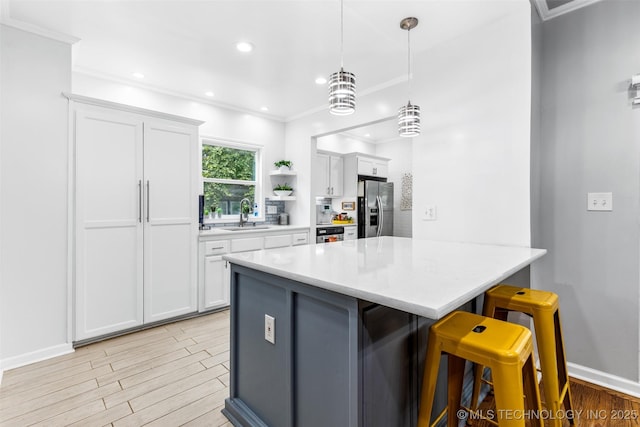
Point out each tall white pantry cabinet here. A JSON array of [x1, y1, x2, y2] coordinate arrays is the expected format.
[[68, 94, 203, 342]]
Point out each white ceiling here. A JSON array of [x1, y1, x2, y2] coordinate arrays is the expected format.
[[6, 0, 526, 122]]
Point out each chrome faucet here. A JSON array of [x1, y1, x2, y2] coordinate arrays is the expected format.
[[239, 198, 252, 227]]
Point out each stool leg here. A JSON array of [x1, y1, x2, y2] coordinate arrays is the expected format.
[[418, 331, 442, 427], [522, 355, 544, 427], [447, 355, 466, 427], [532, 311, 563, 427], [554, 311, 575, 425], [491, 363, 528, 427], [471, 366, 487, 410]]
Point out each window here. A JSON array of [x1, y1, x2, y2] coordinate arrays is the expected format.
[[202, 139, 262, 221]]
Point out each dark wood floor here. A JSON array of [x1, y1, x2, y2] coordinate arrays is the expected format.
[[468, 377, 640, 427]]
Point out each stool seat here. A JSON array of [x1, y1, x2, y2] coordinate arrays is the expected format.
[[418, 311, 543, 427], [472, 284, 574, 427], [432, 311, 532, 367], [483, 284, 559, 314]]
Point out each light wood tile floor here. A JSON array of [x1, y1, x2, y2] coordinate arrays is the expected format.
[[3, 309, 640, 427], [0, 310, 232, 427]]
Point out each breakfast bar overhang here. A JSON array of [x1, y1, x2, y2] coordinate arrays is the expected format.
[[222, 237, 546, 427]]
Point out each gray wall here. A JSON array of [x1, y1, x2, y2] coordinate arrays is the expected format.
[[1, 25, 72, 367], [532, 0, 640, 381]]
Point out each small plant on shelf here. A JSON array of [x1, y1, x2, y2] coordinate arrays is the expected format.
[[274, 183, 292, 191], [274, 160, 293, 171], [273, 183, 293, 197]]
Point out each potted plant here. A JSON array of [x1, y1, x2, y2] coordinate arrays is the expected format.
[[273, 183, 293, 197], [274, 160, 293, 172], [216, 207, 222, 218]]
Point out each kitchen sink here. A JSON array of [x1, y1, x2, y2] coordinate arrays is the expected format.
[[222, 226, 271, 231]]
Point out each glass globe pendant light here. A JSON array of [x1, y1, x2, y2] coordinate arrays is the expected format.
[[329, 0, 355, 115], [398, 17, 420, 137]]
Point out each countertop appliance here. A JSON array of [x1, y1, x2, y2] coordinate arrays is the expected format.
[[316, 226, 344, 243], [358, 180, 393, 238], [316, 203, 333, 225]]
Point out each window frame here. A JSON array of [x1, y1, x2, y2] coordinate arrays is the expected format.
[[200, 137, 263, 223]]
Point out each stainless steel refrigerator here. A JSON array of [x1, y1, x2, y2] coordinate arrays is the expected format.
[[358, 180, 394, 238]]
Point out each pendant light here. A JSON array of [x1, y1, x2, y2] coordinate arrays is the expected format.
[[398, 17, 420, 137], [328, 0, 356, 115]]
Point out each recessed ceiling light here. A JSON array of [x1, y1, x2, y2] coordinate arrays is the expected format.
[[132, 72, 145, 79], [364, 133, 371, 138], [205, 91, 214, 97], [236, 41, 254, 53], [260, 106, 269, 112], [315, 77, 327, 85]]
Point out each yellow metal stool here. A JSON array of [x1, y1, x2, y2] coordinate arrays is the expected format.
[[472, 284, 574, 427], [418, 311, 543, 427]]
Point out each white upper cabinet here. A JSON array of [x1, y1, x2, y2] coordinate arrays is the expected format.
[[72, 94, 202, 341], [343, 153, 391, 196], [314, 152, 343, 197], [357, 156, 388, 178]]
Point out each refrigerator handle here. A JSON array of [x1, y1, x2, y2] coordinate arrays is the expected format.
[[377, 195, 383, 237]]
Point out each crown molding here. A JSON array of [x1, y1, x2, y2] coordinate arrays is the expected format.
[[73, 66, 286, 123], [0, 18, 79, 44], [531, 0, 603, 21]]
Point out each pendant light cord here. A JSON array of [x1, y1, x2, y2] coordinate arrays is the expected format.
[[340, 0, 344, 69], [407, 25, 412, 102]]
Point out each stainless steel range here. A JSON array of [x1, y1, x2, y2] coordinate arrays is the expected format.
[[316, 226, 344, 243]]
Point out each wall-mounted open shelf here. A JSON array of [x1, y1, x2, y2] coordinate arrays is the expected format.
[[268, 195, 297, 201], [269, 169, 297, 176], [269, 169, 297, 202]]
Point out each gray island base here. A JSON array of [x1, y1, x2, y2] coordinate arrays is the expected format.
[[221, 237, 546, 427]]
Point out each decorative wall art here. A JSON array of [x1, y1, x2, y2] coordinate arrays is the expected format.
[[400, 173, 412, 210]]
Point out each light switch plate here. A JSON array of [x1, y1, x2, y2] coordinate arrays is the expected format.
[[587, 192, 613, 211], [267, 205, 278, 214], [422, 205, 437, 221], [265, 314, 275, 344]]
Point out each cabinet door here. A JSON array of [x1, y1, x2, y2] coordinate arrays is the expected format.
[[373, 161, 388, 178], [143, 121, 198, 323], [204, 255, 230, 310], [344, 226, 357, 240], [264, 234, 293, 249], [314, 153, 330, 196], [75, 109, 144, 341], [357, 157, 374, 176], [330, 156, 344, 197], [292, 232, 309, 245]]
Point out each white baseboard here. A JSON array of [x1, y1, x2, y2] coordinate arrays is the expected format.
[[568, 362, 640, 398], [0, 343, 74, 375]]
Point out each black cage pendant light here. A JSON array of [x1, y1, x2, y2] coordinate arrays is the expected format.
[[328, 0, 356, 115], [398, 17, 420, 137]]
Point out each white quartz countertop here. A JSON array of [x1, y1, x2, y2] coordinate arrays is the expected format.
[[199, 224, 309, 237], [223, 236, 546, 319]]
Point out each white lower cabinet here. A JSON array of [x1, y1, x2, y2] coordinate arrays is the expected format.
[[344, 226, 357, 240], [203, 255, 230, 309], [199, 230, 309, 312], [264, 234, 292, 249], [292, 233, 309, 245]]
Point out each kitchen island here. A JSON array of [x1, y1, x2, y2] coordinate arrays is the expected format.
[[222, 237, 546, 427]]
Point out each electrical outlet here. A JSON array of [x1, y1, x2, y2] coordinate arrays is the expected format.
[[267, 205, 278, 214], [422, 205, 437, 221], [265, 314, 275, 344], [587, 192, 613, 211]]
